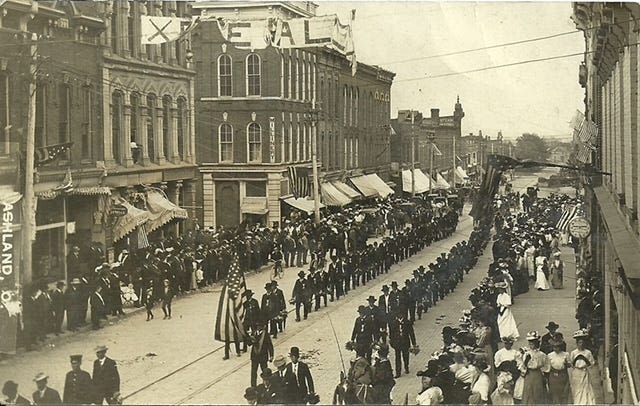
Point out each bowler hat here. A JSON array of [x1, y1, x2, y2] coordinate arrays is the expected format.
[[298, 271, 306, 278], [367, 295, 376, 303], [243, 289, 254, 298], [357, 305, 367, 314], [264, 283, 272, 290], [289, 347, 300, 357], [260, 368, 273, 379], [545, 321, 559, 330], [70, 354, 83, 363], [381, 285, 389, 292]]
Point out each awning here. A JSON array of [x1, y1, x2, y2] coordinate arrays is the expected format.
[[321, 182, 352, 206], [455, 166, 469, 183], [402, 169, 431, 194], [457, 166, 469, 178], [0, 185, 22, 205], [241, 197, 268, 215], [113, 201, 150, 242], [435, 173, 451, 189], [282, 197, 325, 214], [35, 185, 112, 199], [594, 186, 640, 279], [145, 190, 188, 234], [351, 174, 393, 198], [332, 181, 362, 199]]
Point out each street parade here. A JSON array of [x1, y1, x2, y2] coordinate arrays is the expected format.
[[1, 1, 633, 405]]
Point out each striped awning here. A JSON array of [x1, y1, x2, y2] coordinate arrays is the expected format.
[[145, 190, 188, 234], [350, 174, 394, 198], [282, 197, 325, 214], [321, 182, 351, 206], [332, 181, 362, 199], [113, 201, 150, 242]]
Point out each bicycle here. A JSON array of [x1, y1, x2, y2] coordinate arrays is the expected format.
[[271, 259, 284, 280]]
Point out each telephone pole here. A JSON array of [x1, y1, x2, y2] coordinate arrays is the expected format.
[[22, 33, 38, 285], [451, 130, 457, 186], [311, 100, 320, 224], [428, 131, 435, 195], [410, 110, 415, 197]]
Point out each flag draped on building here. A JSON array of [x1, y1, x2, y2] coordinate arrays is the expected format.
[[287, 166, 310, 199], [34, 142, 73, 167], [570, 110, 597, 164], [214, 253, 247, 344], [556, 205, 580, 232]]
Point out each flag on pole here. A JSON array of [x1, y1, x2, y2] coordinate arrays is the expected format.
[[577, 119, 598, 147], [34, 142, 73, 167], [287, 166, 310, 199], [576, 143, 592, 164], [214, 253, 247, 344]]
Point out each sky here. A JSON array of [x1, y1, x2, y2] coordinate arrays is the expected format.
[[316, 2, 584, 141]]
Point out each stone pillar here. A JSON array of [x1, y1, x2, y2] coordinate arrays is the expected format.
[[170, 103, 180, 163], [121, 1, 130, 57], [155, 100, 166, 165], [172, 180, 183, 235], [138, 2, 147, 59], [138, 104, 150, 165], [188, 80, 196, 163], [203, 173, 215, 227], [121, 92, 134, 167], [103, 67, 115, 165], [168, 1, 178, 65]]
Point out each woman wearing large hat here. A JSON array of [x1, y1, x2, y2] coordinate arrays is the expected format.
[[546, 337, 571, 404], [495, 282, 520, 341], [569, 329, 597, 405], [519, 331, 549, 404]]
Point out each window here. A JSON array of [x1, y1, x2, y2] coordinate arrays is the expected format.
[[295, 123, 300, 162], [247, 122, 261, 162], [302, 55, 307, 100], [162, 96, 171, 159], [59, 84, 70, 146], [288, 123, 293, 162], [218, 54, 232, 97], [355, 88, 359, 126], [246, 181, 266, 197], [294, 58, 299, 99], [219, 123, 233, 162], [128, 1, 137, 57], [177, 97, 186, 160], [130, 93, 139, 145], [310, 61, 316, 101], [111, 91, 123, 163], [0, 72, 8, 155], [343, 86, 347, 125], [81, 86, 92, 159], [146, 94, 156, 161], [287, 56, 292, 99], [246, 54, 261, 96], [306, 61, 311, 101], [110, 3, 118, 53], [348, 86, 353, 127]]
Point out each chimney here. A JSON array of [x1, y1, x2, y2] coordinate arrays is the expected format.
[[479, 130, 483, 137], [430, 109, 440, 119]]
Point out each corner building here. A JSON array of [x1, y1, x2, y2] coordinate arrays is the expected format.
[[192, 2, 394, 228]]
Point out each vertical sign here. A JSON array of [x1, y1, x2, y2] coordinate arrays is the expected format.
[[1, 201, 21, 354], [269, 117, 276, 163]]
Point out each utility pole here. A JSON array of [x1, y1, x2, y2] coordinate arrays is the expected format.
[[311, 100, 320, 224], [410, 110, 415, 196], [451, 130, 457, 186], [428, 131, 435, 195], [22, 33, 38, 285]]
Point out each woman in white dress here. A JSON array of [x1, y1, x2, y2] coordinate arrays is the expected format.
[[534, 256, 551, 291], [495, 283, 520, 340], [524, 243, 536, 280], [569, 331, 597, 405]]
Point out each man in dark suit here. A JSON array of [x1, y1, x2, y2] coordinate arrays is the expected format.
[[243, 289, 261, 336], [292, 271, 308, 322], [90, 285, 106, 330], [249, 321, 274, 388], [32, 373, 62, 404], [378, 285, 392, 337], [160, 278, 174, 319], [63, 355, 94, 404], [2, 380, 30, 405], [351, 306, 375, 363], [50, 281, 65, 335], [286, 346, 315, 403], [388, 311, 416, 378], [92, 345, 120, 404], [540, 321, 567, 353], [271, 281, 287, 333], [261, 283, 278, 339], [64, 278, 84, 331]]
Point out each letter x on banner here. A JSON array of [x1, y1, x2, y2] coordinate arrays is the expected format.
[[141, 16, 182, 45]]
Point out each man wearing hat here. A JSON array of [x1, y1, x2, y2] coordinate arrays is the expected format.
[[272, 355, 294, 403], [371, 344, 394, 404], [92, 345, 120, 404], [2, 380, 30, 405], [261, 283, 278, 339], [388, 310, 416, 378], [64, 278, 84, 331], [90, 284, 106, 330], [378, 285, 392, 334], [256, 368, 283, 404], [243, 289, 261, 338], [271, 281, 287, 334], [50, 281, 66, 335], [351, 306, 375, 363], [249, 321, 274, 388], [32, 373, 61, 405], [286, 347, 315, 404], [292, 271, 309, 322], [63, 355, 94, 404], [365, 296, 382, 342], [541, 321, 566, 354]]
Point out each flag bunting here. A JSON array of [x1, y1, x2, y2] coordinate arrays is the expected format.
[[214, 253, 247, 344], [35, 142, 73, 167], [287, 166, 310, 199]]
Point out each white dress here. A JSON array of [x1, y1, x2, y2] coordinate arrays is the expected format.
[[496, 292, 520, 339], [534, 260, 550, 291]]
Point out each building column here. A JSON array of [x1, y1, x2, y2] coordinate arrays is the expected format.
[[183, 179, 196, 230], [103, 68, 115, 165], [171, 180, 182, 236], [138, 105, 150, 165], [170, 103, 180, 163], [267, 172, 282, 228], [155, 100, 166, 165], [203, 173, 215, 228], [188, 79, 196, 164], [121, 92, 134, 167]]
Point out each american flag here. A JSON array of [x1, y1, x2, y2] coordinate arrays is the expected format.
[[287, 166, 310, 199], [576, 143, 593, 164], [556, 205, 580, 232], [35, 142, 73, 167], [137, 224, 150, 249], [577, 119, 598, 147], [214, 253, 247, 343]]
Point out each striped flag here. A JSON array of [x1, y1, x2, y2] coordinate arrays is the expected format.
[[137, 224, 150, 250], [576, 143, 592, 164], [35, 142, 73, 167], [556, 205, 579, 232], [577, 119, 598, 147], [214, 253, 247, 344], [287, 166, 310, 199]]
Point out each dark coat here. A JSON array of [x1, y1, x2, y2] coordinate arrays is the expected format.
[[351, 315, 375, 346], [63, 369, 94, 404], [250, 329, 274, 362], [92, 357, 120, 400], [285, 361, 314, 402], [388, 318, 416, 350], [32, 387, 62, 404]]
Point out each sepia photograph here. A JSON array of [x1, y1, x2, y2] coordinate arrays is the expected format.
[[0, 0, 636, 404]]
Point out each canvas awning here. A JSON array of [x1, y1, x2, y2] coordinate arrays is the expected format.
[[351, 174, 394, 198], [0, 185, 22, 206], [145, 190, 188, 234], [455, 166, 469, 183], [282, 197, 325, 214], [332, 181, 362, 199], [321, 182, 351, 206], [435, 173, 452, 189], [401, 169, 432, 194], [241, 197, 268, 215], [113, 201, 150, 242], [368, 174, 394, 198]]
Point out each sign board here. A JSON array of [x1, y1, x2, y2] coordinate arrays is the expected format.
[[569, 216, 591, 239], [269, 117, 276, 163], [110, 204, 128, 217], [0, 201, 21, 354]]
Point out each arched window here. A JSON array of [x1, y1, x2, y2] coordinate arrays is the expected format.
[[295, 123, 300, 162], [177, 97, 186, 160], [111, 91, 123, 163], [146, 94, 156, 161], [246, 54, 261, 96], [349, 86, 354, 126], [288, 56, 293, 99], [247, 122, 261, 162], [218, 54, 232, 97], [343, 85, 348, 125], [162, 95, 171, 160], [219, 123, 233, 162]]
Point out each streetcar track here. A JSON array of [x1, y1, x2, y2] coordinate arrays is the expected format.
[[124, 214, 474, 404]]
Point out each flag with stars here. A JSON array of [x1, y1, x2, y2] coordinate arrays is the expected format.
[[35, 142, 73, 167], [214, 252, 248, 344]]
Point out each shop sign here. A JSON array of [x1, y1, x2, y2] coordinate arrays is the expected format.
[[1, 201, 20, 354], [269, 117, 276, 163], [110, 204, 128, 217], [568, 216, 591, 239]]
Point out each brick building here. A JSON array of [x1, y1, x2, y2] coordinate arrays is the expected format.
[[0, 0, 197, 285], [192, 1, 394, 228], [460, 130, 515, 178], [390, 98, 465, 187], [573, 3, 640, 404]]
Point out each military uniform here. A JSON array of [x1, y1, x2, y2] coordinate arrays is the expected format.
[[63, 368, 94, 404]]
